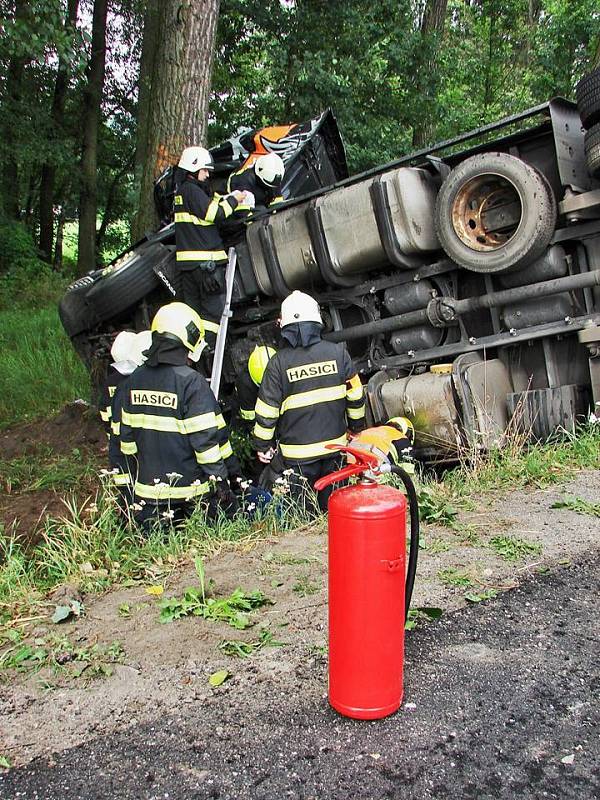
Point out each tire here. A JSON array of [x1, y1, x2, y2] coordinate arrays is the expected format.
[[434, 152, 557, 274], [584, 121, 600, 178], [58, 283, 98, 337], [86, 240, 165, 321], [576, 68, 600, 130]]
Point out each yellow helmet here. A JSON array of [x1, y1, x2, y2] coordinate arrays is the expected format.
[[248, 345, 276, 386], [387, 416, 415, 444], [151, 302, 204, 354]]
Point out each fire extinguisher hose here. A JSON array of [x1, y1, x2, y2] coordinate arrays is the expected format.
[[390, 465, 420, 620]]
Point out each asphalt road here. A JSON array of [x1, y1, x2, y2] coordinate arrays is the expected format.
[[2, 555, 599, 800]]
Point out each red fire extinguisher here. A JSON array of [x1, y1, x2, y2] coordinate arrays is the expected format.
[[314, 445, 420, 720]]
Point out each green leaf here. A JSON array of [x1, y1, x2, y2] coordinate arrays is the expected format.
[[0, 756, 11, 769], [209, 669, 230, 687], [417, 606, 443, 619], [51, 605, 72, 624]]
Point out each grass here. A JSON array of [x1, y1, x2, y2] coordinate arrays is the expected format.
[[551, 496, 600, 518], [0, 480, 320, 624], [1, 447, 98, 493], [489, 535, 542, 562], [0, 306, 88, 429], [437, 568, 473, 588]]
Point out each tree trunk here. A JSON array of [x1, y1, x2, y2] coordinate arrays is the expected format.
[[411, 0, 448, 148], [77, 0, 108, 276], [2, 0, 31, 219], [134, 0, 221, 238], [39, 0, 79, 261], [131, 0, 160, 241], [53, 206, 66, 271]]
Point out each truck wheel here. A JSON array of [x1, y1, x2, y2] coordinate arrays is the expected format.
[[434, 152, 557, 274], [584, 122, 600, 178], [85, 241, 165, 321], [576, 68, 600, 130]]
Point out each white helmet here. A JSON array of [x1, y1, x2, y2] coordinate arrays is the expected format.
[[178, 146, 214, 173], [130, 330, 153, 366], [110, 331, 137, 364], [280, 291, 322, 327], [254, 153, 284, 187]]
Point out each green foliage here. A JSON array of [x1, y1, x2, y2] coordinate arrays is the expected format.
[[551, 496, 600, 517], [219, 627, 284, 658], [418, 485, 460, 527], [464, 589, 498, 604], [0, 630, 124, 681], [437, 568, 473, 588], [405, 606, 443, 631], [489, 535, 542, 562], [158, 584, 269, 627], [0, 306, 89, 428], [1, 447, 97, 493]]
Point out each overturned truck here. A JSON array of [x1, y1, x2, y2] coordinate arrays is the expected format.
[[60, 80, 600, 461]]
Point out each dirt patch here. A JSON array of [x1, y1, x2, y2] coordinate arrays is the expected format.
[[1, 469, 598, 768], [0, 402, 105, 542], [1, 402, 105, 461]]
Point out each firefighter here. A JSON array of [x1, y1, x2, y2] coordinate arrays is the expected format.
[[99, 330, 151, 433], [109, 302, 237, 529], [236, 345, 277, 426], [174, 146, 249, 348], [227, 152, 285, 211], [349, 417, 415, 469], [252, 290, 366, 511]]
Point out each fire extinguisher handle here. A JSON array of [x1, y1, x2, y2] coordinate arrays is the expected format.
[[313, 444, 380, 491]]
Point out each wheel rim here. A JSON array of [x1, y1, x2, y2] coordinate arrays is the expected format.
[[451, 173, 523, 252]]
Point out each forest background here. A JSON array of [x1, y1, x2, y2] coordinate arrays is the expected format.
[[0, 0, 599, 426]]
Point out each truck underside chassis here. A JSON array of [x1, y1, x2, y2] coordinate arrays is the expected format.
[[60, 99, 600, 460], [227, 100, 600, 459]]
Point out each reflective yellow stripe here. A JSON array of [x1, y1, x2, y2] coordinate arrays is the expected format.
[[220, 197, 234, 218], [254, 422, 275, 441], [121, 410, 216, 435], [120, 441, 138, 455], [269, 196, 284, 206], [215, 413, 226, 430], [220, 441, 233, 459], [201, 318, 220, 335], [176, 249, 227, 261], [134, 481, 209, 500], [280, 434, 347, 460], [255, 398, 280, 419], [174, 195, 183, 204], [100, 408, 111, 422], [111, 421, 120, 436], [240, 408, 255, 421], [113, 473, 131, 486], [346, 374, 364, 401], [195, 444, 221, 465], [281, 385, 346, 413], [347, 405, 366, 420], [205, 198, 220, 222], [174, 211, 212, 226]]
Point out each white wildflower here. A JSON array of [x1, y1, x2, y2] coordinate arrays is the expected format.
[[99, 469, 112, 477], [247, 502, 256, 512], [88, 503, 98, 513], [153, 478, 161, 484], [166, 472, 183, 480], [239, 480, 251, 490], [131, 503, 143, 512], [161, 509, 175, 520], [191, 479, 203, 486], [282, 468, 294, 476], [208, 475, 217, 482]]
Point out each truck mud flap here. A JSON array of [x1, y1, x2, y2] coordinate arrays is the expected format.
[[153, 249, 179, 297]]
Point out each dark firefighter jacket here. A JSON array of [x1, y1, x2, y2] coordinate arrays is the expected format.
[[236, 368, 259, 424], [252, 337, 366, 463], [99, 365, 130, 432], [174, 175, 241, 268], [108, 363, 236, 503], [226, 167, 283, 210]]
